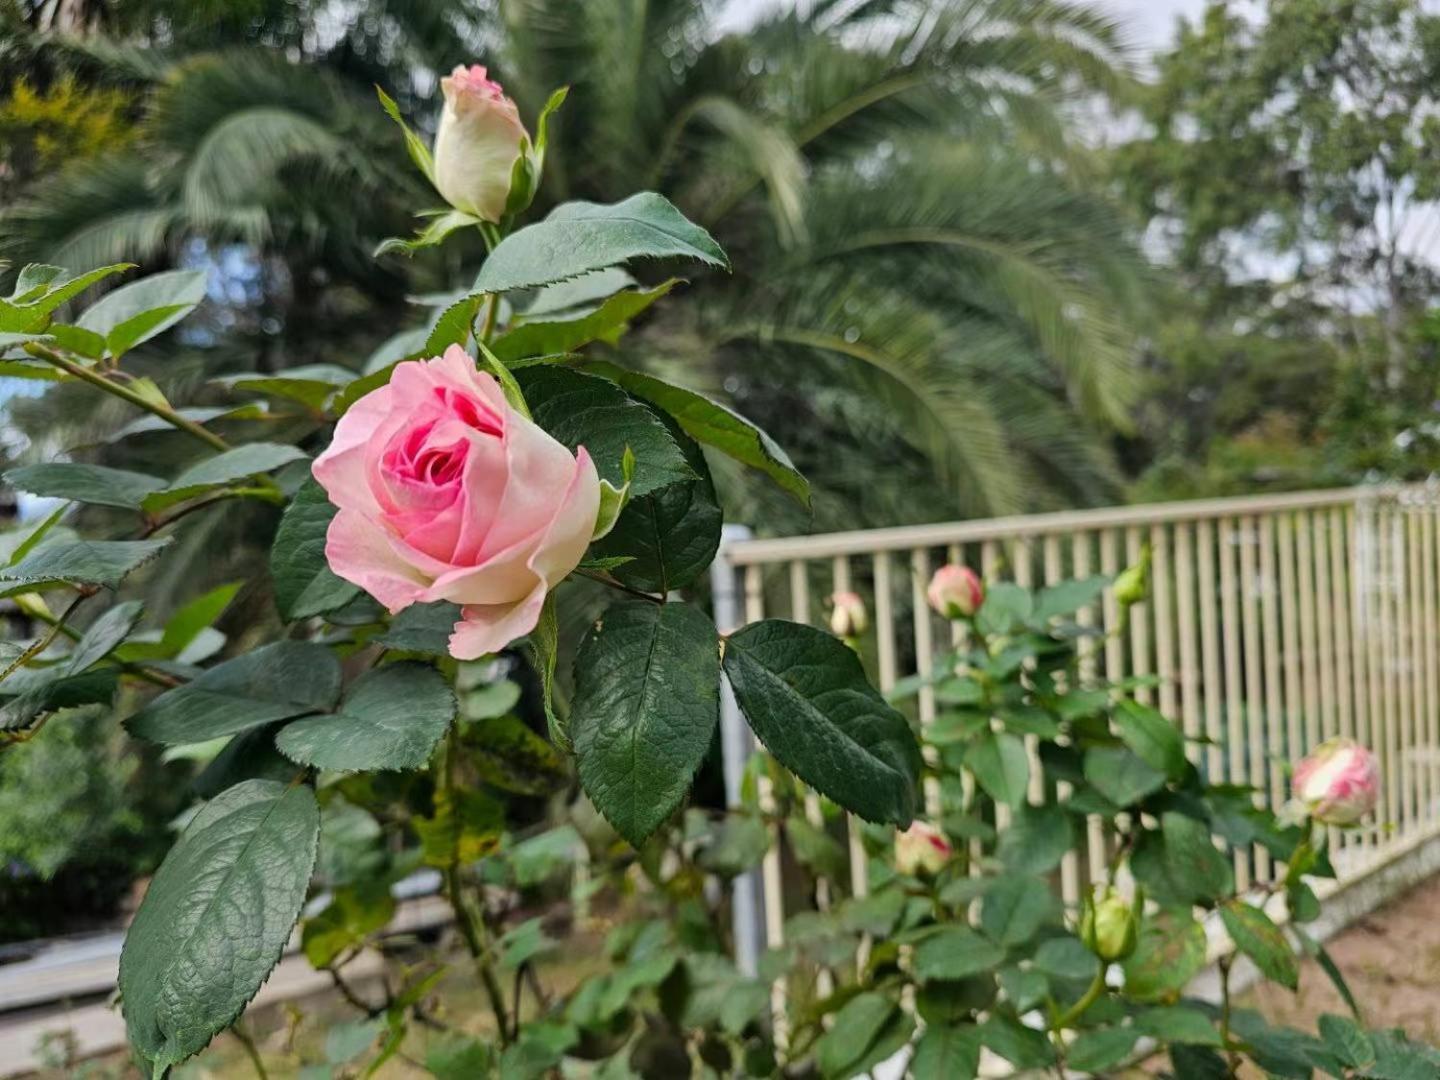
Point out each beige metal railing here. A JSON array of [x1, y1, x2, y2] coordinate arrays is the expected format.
[[712, 483, 1440, 972]]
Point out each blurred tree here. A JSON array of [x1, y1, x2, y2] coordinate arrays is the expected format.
[[2, 0, 1154, 530], [1118, 0, 1440, 495]]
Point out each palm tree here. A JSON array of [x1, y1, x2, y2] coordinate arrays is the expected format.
[[3, 0, 1153, 531]]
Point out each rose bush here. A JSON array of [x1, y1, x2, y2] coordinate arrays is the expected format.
[[0, 69, 1436, 1080]]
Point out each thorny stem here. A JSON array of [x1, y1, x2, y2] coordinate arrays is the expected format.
[[0, 593, 87, 686], [1219, 955, 1239, 1076], [439, 727, 512, 1046], [230, 1022, 269, 1080], [25, 343, 231, 452]]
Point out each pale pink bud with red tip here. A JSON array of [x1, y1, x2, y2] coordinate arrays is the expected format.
[[927, 564, 984, 619], [433, 64, 528, 222], [1292, 738, 1379, 826], [829, 591, 867, 638], [894, 821, 952, 877]]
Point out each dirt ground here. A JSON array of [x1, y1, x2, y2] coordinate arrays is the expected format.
[[1241, 872, 1440, 1045]]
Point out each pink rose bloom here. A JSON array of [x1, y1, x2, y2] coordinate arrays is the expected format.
[[314, 346, 599, 660], [895, 821, 952, 877], [927, 563, 984, 619], [1292, 737, 1380, 826], [828, 590, 867, 638], [433, 64, 528, 222]]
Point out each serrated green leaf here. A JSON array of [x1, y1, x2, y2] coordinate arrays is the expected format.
[[270, 479, 360, 620], [814, 992, 897, 1079], [491, 281, 676, 362], [76, 268, 206, 356], [1220, 900, 1298, 991], [1030, 575, 1109, 622], [582, 360, 807, 505], [1123, 913, 1208, 1002], [910, 1023, 982, 1080], [913, 927, 1007, 982], [375, 209, 480, 257], [0, 537, 171, 592], [424, 295, 481, 354], [589, 417, 720, 593], [516, 366, 693, 497], [965, 730, 1030, 810], [157, 442, 308, 504], [474, 193, 727, 294], [274, 661, 455, 772], [1161, 810, 1235, 904], [0, 263, 131, 333], [1068, 1027, 1140, 1073], [723, 619, 921, 827], [5, 462, 167, 510], [980, 874, 1061, 947], [572, 600, 720, 846], [213, 364, 355, 410], [1083, 745, 1166, 807], [1135, 1006, 1223, 1046], [1114, 699, 1187, 779], [997, 802, 1072, 874], [303, 883, 396, 969], [127, 640, 341, 745], [1034, 936, 1099, 981], [119, 780, 318, 1073], [374, 600, 462, 655]]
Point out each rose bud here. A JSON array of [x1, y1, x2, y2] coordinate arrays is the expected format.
[[313, 346, 600, 660], [927, 564, 984, 619], [433, 64, 529, 223], [1079, 885, 1140, 962], [829, 591, 868, 638], [1292, 737, 1380, 826], [1114, 547, 1151, 608], [894, 821, 953, 877]]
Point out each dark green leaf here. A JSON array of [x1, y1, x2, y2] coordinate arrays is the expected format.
[[1114, 699, 1187, 779], [5, 462, 166, 510], [76, 268, 206, 356], [474, 192, 727, 293], [965, 730, 1030, 810], [1068, 1027, 1139, 1073], [374, 601, 462, 655], [1317, 1014, 1374, 1070], [786, 815, 847, 881], [1220, 900, 1298, 991], [1161, 811, 1235, 904], [191, 725, 295, 798], [1294, 926, 1361, 1020], [572, 600, 720, 846], [68, 600, 144, 671], [1033, 936, 1098, 981], [1083, 745, 1166, 807], [723, 619, 921, 827], [424, 295, 481, 354], [159, 442, 308, 503], [1031, 576, 1108, 622], [589, 418, 721, 593], [0, 537, 171, 592], [581, 360, 808, 505], [814, 992, 897, 1079], [270, 479, 360, 620], [913, 927, 1006, 982], [517, 366, 693, 497], [127, 640, 341, 745], [492, 281, 676, 361], [1170, 1045, 1230, 1079], [997, 802, 1072, 874], [980, 875, 1061, 947], [275, 661, 455, 772], [1123, 913, 1208, 1002], [1135, 1006, 1223, 1046], [118, 780, 319, 1074], [980, 1015, 1054, 1070]]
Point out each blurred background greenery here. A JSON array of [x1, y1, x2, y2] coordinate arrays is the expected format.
[[4, 0, 1440, 940]]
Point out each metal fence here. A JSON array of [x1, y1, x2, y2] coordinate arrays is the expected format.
[[710, 483, 1440, 977]]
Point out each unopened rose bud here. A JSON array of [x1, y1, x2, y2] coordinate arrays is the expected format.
[[829, 591, 867, 638], [894, 821, 952, 877], [1113, 548, 1150, 608], [927, 564, 984, 620], [433, 64, 529, 223], [1079, 885, 1140, 962], [1293, 737, 1380, 826]]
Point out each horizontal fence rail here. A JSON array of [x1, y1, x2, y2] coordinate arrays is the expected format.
[[711, 483, 1440, 987]]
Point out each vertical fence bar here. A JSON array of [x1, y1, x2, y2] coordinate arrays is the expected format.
[[1379, 504, 1401, 844], [1044, 535, 1081, 904], [1296, 514, 1320, 756], [1197, 519, 1225, 786], [1175, 523, 1202, 765], [1404, 503, 1422, 836], [1218, 516, 1248, 889], [1012, 544, 1045, 808], [1126, 527, 1153, 705], [1278, 514, 1303, 799], [1152, 523, 1177, 723], [1260, 516, 1285, 824], [1311, 513, 1340, 855], [832, 557, 869, 900], [1423, 500, 1439, 827], [1239, 515, 1269, 881], [1328, 506, 1354, 858]]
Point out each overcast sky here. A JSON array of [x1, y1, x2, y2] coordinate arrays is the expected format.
[[1093, 0, 1204, 52]]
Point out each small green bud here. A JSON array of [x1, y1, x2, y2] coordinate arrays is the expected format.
[[1079, 886, 1140, 962], [1113, 545, 1151, 608]]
